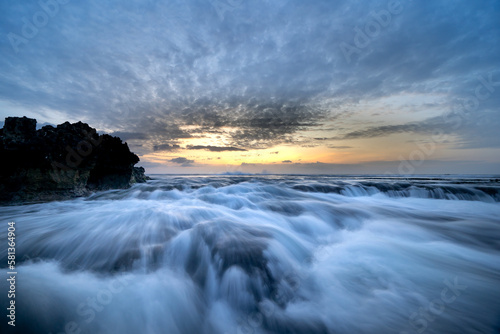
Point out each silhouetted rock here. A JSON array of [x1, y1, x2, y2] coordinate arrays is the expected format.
[[0, 117, 149, 204], [3, 116, 37, 147]]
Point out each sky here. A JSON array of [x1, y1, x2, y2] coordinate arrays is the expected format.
[[1, 0, 499, 174]]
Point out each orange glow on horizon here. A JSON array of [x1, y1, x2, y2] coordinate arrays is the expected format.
[[140, 131, 455, 168]]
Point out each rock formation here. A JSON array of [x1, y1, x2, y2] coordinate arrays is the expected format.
[[0, 116, 149, 203]]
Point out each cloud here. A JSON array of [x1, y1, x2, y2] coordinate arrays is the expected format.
[[332, 116, 453, 140], [170, 157, 195, 167], [176, 100, 328, 149], [186, 145, 247, 152], [327, 145, 352, 149], [282, 160, 293, 163], [0, 0, 499, 164], [112, 132, 149, 141], [154, 144, 181, 152]]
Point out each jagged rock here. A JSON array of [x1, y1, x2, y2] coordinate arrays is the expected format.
[[131, 166, 150, 184], [0, 117, 149, 203], [2, 116, 37, 147]]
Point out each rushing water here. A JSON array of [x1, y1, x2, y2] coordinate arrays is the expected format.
[[1, 175, 500, 334]]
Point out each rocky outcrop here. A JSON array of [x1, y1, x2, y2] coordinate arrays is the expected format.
[[131, 166, 150, 184], [0, 116, 149, 204]]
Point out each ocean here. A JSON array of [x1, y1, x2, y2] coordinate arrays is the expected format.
[[1, 175, 500, 334]]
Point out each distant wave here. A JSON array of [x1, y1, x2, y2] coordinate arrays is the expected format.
[[91, 175, 500, 202]]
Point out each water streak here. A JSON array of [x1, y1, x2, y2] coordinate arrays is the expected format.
[[1, 175, 499, 334]]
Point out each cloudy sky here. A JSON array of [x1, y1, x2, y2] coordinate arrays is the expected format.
[[1, 0, 499, 174]]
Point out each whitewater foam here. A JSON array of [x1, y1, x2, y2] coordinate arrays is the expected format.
[[1, 175, 499, 333]]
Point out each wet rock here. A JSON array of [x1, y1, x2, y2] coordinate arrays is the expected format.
[[131, 166, 150, 184]]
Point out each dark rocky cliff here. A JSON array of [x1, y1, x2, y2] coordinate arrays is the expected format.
[[0, 116, 149, 203]]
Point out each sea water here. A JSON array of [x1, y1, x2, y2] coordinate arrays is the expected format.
[[1, 175, 499, 334]]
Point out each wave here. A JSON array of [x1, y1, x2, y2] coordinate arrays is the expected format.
[[1, 176, 499, 334], [87, 175, 500, 202]]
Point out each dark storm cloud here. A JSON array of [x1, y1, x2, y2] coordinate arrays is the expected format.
[[0, 0, 499, 151]]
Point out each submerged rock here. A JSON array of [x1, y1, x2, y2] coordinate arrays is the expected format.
[[0, 116, 149, 203]]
